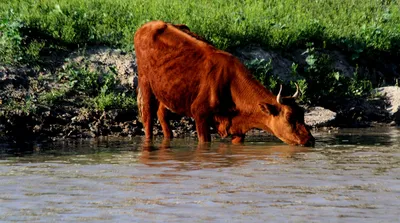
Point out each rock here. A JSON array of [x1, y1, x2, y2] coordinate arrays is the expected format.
[[132, 126, 143, 136], [332, 97, 390, 127], [33, 125, 42, 133], [89, 123, 99, 135], [373, 86, 400, 125], [373, 86, 400, 115], [112, 109, 138, 122], [304, 107, 336, 127], [82, 131, 96, 138], [110, 125, 123, 133]]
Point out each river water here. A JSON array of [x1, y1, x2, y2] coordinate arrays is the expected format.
[[0, 128, 399, 223]]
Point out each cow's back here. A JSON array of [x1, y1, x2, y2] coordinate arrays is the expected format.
[[134, 21, 227, 116]]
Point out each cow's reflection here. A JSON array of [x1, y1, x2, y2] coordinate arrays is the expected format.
[[138, 139, 309, 169]]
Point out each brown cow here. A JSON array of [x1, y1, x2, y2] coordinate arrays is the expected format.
[[134, 21, 315, 146]]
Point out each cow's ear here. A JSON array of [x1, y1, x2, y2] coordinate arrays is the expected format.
[[259, 103, 279, 116]]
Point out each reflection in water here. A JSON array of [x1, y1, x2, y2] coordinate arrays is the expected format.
[[0, 128, 399, 222], [139, 139, 309, 169], [316, 127, 400, 146]]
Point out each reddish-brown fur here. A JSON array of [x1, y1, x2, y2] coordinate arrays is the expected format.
[[134, 21, 314, 146]]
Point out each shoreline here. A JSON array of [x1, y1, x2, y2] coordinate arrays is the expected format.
[[1, 45, 399, 143], [0, 111, 397, 144]]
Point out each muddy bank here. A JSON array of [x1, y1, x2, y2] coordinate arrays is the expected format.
[[1, 46, 399, 142]]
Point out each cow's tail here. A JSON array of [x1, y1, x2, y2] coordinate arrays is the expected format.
[[136, 87, 143, 123]]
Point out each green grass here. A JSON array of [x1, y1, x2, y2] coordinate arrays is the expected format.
[[246, 43, 374, 105], [0, 0, 397, 109], [1, 62, 137, 114], [56, 62, 137, 110], [1, 0, 399, 57], [92, 91, 137, 111], [38, 88, 68, 106]]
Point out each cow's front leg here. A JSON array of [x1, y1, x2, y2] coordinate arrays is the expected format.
[[193, 117, 211, 143], [191, 107, 211, 143]]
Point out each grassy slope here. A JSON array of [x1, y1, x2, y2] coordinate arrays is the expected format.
[[1, 0, 399, 108], [1, 0, 399, 52]]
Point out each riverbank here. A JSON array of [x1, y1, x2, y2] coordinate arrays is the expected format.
[[1, 45, 399, 143]]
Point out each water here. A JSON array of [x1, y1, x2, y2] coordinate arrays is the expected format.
[[1, 128, 399, 223]]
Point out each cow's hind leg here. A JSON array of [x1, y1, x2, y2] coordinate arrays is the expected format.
[[157, 103, 173, 139], [138, 81, 156, 141]]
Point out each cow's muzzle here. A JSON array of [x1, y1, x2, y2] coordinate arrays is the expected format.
[[302, 135, 315, 147]]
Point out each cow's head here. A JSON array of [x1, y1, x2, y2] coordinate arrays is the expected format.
[[258, 84, 315, 147]]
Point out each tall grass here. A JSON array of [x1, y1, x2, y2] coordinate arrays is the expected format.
[[1, 0, 399, 55]]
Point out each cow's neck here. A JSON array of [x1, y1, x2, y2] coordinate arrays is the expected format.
[[231, 72, 276, 112], [229, 111, 270, 135], [229, 73, 276, 134]]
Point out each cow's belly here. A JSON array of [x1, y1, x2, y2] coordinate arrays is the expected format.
[[145, 50, 213, 117], [149, 73, 201, 116]]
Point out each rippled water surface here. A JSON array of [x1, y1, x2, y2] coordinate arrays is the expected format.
[[1, 128, 400, 222]]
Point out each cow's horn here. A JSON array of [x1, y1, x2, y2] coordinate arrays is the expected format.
[[292, 83, 300, 99], [276, 85, 283, 104]]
